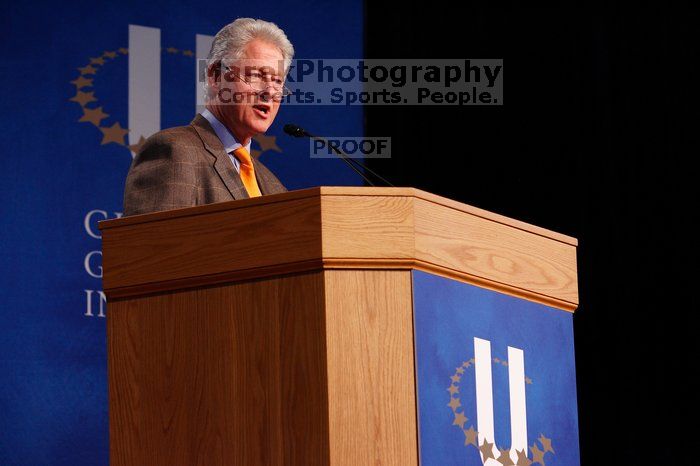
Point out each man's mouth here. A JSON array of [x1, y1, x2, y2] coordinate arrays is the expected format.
[[253, 104, 271, 117]]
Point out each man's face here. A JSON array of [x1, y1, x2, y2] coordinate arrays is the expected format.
[[210, 39, 285, 143]]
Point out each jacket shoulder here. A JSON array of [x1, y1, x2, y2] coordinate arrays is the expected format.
[[134, 124, 204, 161]]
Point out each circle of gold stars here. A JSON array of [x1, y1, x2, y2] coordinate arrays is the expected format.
[[69, 47, 283, 158], [447, 357, 554, 465]]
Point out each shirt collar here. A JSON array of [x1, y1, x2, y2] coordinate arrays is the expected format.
[[200, 109, 251, 154]]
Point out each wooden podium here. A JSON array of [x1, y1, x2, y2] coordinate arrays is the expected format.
[[100, 187, 579, 466]]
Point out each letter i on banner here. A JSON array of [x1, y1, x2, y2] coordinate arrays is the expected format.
[[128, 25, 160, 157], [196, 34, 214, 114]]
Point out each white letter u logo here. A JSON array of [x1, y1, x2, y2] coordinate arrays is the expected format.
[[473, 337, 528, 465]]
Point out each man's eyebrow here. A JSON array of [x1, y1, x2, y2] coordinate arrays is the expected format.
[[246, 67, 281, 75], [255, 70, 284, 79]]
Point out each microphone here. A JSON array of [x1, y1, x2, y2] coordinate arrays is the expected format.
[[282, 123, 394, 187], [283, 124, 310, 138]]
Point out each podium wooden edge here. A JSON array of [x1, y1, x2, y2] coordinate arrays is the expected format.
[[100, 186, 578, 246], [104, 258, 577, 312], [101, 187, 578, 312]]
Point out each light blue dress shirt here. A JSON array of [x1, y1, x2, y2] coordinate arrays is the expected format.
[[200, 109, 252, 174]]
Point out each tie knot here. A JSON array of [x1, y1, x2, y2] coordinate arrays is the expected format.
[[233, 147, 253, 166]]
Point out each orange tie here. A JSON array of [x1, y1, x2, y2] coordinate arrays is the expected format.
[[232, 147, 262, 198]]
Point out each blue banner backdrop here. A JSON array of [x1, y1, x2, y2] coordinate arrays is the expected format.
[[412, 271, 580, 466], [0, 1, 363, 464]]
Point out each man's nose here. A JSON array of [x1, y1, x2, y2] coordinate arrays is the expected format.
[[258, 89, 273, 102]]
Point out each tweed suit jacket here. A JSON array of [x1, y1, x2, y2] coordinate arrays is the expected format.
[[123, 113, 287, 216]]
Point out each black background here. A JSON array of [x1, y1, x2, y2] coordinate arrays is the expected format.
[[364, 3, 694, 464]]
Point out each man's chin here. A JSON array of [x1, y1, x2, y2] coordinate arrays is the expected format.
[[249, 123, 273, 135]]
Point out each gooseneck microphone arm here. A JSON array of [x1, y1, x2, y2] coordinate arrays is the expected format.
[[316, 135, 377, 186], [283, 124, 395, 187]]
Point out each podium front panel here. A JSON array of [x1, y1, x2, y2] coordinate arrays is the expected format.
[[412, 270, 580, 466]]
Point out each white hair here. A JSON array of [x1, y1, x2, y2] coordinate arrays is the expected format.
[[203, 18, 294, 100]]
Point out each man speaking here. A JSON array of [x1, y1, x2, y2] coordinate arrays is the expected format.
[[123, 18, 292, 216]]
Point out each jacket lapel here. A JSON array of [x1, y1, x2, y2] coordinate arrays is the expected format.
[[251, 156, 269, 195], [190, 114, 249, 200]]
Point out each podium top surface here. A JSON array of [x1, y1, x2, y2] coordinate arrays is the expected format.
[[100, 187, 578, 311], [102, 186, 577, 245]]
